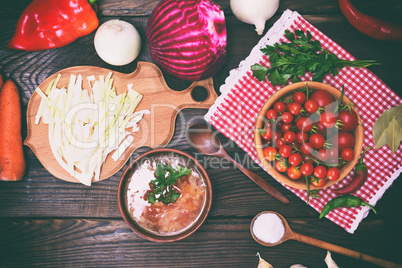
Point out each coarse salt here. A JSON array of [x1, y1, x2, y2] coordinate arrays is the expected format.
[[252, 212, 285, 244]]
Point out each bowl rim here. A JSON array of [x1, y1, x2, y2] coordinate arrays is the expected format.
[[117, 148, 212, 242], [254, 81, 364, 190]]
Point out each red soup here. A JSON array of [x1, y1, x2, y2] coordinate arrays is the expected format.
[[125, 153, 207, 236]]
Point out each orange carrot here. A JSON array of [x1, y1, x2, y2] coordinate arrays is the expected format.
[[0, 77, 26, 181]]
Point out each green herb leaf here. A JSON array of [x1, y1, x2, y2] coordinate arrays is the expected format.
[[154, 162, 164, 176], [373, 105, 402, 154], [251, 64, 269, 82], [176, 165, 192, 177], [252, 29, 380, 86], [170, 192, 181, 202], [147, 163, 191, 205], [147, 192, 156, 204]]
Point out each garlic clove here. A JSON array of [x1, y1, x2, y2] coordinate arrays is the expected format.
[[256, 253, 274, 268], [325, 251, 340, 268]]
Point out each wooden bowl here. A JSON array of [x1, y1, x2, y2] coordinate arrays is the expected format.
[[254, 82, 363, 190], [117, 148, 212, 242]]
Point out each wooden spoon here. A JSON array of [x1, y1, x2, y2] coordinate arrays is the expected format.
[[251, 211, 402, 268], [186, 124, 289, 204]]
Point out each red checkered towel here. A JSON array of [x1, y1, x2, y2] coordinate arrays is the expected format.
[[205, 10, 402, 233]]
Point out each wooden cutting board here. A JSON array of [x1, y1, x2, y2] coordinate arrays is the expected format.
[[24, 61, 218, 184]]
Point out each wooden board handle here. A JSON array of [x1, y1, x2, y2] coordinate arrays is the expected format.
[[293, 232, 402, 267], [129, 62, 218, 110], [180, 77, 218, 108]]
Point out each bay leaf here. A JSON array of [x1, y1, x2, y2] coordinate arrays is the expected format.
[[373, 105, 402, 154], [385, 117, 402, 154]]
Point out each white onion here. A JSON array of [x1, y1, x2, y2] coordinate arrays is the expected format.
[[230, 0, 279, 35], [94, 19, 142, 66], [146, 0, 227, 81]]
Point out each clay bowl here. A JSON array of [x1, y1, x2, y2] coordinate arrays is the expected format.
[[254, 81, 363, 190], [117, 148, 212, 242]]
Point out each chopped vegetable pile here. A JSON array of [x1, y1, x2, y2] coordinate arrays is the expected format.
[[35, 72, 148, 186]]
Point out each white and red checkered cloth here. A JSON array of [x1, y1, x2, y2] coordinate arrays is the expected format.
[[205, 10, 402, 233]]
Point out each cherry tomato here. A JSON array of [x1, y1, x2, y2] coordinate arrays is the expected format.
[[265, 120, 273, 129], [293, 142, 301, 151], [274, 101, 286, 113], [313, 121, 327, 133], [317, 148, 329, 162], [262, 127, 274, 140], [288, 153, 302, 166], [327, 167, 340, 181], [287, 166, 302, 180], [296, 132, 308, 144], [314, 165, 327, 179], [266, 109, 278, 120], [304, 99, 319, 113], [337, 131, 355, 151], [300, 162, 314, 176], [327, 147, 339, 162], [310, 177, 327, 187], [296, 117, 313, 132], [263, 146, 277, 161], [310, 90, 334, 107], [300, 142, 314, 155], [275, 158, 288, 172], [341, 148, 355, 161], [302, 154, 314, 164], [275, 138, 286, 149], [283, 131, 296, 143], [272, 131, 282, 144], [309, 133, 326, 149], [281, 112, 294, 124], [320, 111, 337, 128], [293, 91, 307, 104], [288, 102, 302, 115], [338, 109, 358, 131], [281, 123, 292, 133], [279, 145, 292, 158]]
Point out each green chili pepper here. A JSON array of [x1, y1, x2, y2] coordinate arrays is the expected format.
[[319, 195, 377, 219]]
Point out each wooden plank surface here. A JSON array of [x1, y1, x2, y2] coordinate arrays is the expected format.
[[1, 0, 402, 267], [0, 218, 401, 268]]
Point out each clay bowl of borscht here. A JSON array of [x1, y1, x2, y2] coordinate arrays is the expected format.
[[117, 148, 212, 242], [254, 81, 363, 190]]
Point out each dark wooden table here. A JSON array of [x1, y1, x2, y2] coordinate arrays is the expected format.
[[1, 0, 402, 267]]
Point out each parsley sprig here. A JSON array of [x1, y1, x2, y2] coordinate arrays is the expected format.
[[252, 30, 380, 86], [147, 162, 191, 205]]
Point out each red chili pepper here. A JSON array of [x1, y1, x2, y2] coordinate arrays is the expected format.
[[6, 0, 99, 51], [338, 0, 402, 42], [333, 147, 370, 195]]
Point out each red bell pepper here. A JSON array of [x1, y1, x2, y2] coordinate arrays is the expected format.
[[7, 0, 99, 51], [338, 0, 402, 42]]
